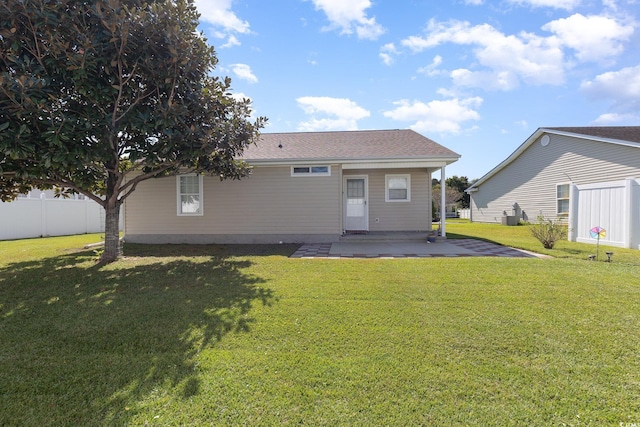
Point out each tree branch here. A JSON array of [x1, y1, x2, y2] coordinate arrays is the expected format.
[[119, 163, 177, 195], [26, 177, 105, 206]]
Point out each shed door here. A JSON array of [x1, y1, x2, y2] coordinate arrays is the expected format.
[[344, 176, 368, 231]]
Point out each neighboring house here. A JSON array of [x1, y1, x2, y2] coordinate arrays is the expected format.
[[124, 129, 460, 244], [466, 126, 640, 249]]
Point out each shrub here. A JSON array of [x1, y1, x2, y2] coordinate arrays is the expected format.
[[529, 215, 567, 249]]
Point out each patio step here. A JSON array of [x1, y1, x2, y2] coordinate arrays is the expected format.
[[339, 231, 435, 243]]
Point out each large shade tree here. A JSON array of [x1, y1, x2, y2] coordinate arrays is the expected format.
[[0, 0, 265, 262]]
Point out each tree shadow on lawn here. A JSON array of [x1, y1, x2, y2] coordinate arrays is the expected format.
[[445, 231, 503, 245], [0, 246, 277, 425], [124, 242, 300, 258]]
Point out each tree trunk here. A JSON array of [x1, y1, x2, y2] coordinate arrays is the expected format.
[[100, 197, 122, 263]]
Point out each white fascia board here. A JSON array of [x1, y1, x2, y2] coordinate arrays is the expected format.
[[540, 128, 640, 150], [246, 157, 459, 168]]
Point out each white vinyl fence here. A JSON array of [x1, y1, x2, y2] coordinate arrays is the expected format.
[[568, 178, 640, 249], [1, 193, 121, 241], [457, 208, 471, 219]]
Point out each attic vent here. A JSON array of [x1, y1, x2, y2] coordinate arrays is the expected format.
[[540, 135, 550, 147]]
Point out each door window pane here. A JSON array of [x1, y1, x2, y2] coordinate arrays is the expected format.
[[347, 179, 365, 198]]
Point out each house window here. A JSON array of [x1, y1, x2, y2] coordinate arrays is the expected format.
[[177, 174, 203, 216], [291, 165, 331, 176], [557, 183, 570, 216], [386, 174, 411, 202]]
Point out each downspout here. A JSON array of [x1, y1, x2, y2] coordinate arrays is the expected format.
[[440, 165, 446, 238]]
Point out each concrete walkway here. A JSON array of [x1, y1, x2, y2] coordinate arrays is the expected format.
[[291, 238, 541, 259]]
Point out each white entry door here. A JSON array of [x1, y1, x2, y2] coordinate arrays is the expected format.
[[344, 176, 368, 231]]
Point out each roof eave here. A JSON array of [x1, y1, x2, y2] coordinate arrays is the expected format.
[[244, 155, 460, 167], [540, 128, 640, 148], [466, 128, 546, 191]]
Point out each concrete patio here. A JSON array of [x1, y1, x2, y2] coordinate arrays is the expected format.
[[291, 236, 543, 259]]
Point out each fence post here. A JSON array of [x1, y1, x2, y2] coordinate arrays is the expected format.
[[40, 193, 47, 237], [624, 178, 633, 248], [568, 183, 578, 242], [84, 198, 90, 234]]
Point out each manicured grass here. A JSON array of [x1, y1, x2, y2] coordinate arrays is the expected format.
[[1, 232, 639, 425], [445, 219, 640, 265]]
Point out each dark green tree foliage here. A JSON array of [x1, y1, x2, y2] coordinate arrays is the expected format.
[[445, 175, 474, 208], [0, 0, 265, 262]]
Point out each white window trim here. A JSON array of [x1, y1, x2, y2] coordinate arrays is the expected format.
[[385, 174, 411, 202], [556, 182, 570, 216], [291, 165, 331, 177], [177, 174, 204, 216]]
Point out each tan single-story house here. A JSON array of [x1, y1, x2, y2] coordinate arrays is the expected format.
[[466, 126, 640, 249], [123, 129, 460, 244]]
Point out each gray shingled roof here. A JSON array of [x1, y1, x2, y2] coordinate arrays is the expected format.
[[242, 129, 460, 162], [545, 126, 640, 144]]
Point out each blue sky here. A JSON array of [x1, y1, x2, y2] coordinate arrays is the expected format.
[[194, 0, 639, 180]]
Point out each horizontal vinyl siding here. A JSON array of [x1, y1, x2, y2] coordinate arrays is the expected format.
[[125, 166, 342, 237], [344, 168, 431, 231], [471, 134, 640, 223]]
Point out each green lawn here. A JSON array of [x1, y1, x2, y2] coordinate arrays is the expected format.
[[1, 228, 639, 426]]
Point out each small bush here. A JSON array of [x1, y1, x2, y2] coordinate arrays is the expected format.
[[529, 215, 567, 249]]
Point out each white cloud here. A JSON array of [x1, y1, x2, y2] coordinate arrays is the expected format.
[[229, 92, 251, 102], [221, 35, 241, 49], [383, 97, 483, 134], [581, 65, 640, 123], [436, 87, 459, 98], [195, 0, 250, 33], [450, 68, 520, 91], [593, 112, 639, 124], [379, 43, 398, 66], [581, 65, 640, 100], [230, 64, 258, 83], [417, 55, 444, 77], [296, 96, 370, 131], [309, 0, 385, 40], [307, 51, 319, 66], [399, 14, 634, 89], [507, 0, 582, 10], [401, 20, 565, 89], [542, 14, 634, 62], [580, 65, 640, 100], [465, 0, 484, 4], [194, 0, 250, 46]]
